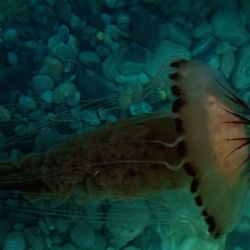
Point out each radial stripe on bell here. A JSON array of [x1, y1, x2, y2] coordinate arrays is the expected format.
[[169, 59, 250, 238]]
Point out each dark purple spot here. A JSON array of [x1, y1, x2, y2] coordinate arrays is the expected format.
[[172, 98, 184, 113], [177, 140, 186, 157], [171, 85, 181, 96], [169, 73, 179, 80], [190, 178, 198, 193], [195, 196, 203, 206], [183, 162, 196, 177]]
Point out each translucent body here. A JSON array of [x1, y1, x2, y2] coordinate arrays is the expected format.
[[0, 60, 248, 250]]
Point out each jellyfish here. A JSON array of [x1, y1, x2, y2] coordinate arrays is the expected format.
[[0, 60, 248, 249]]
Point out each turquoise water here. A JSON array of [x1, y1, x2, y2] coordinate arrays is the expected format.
[[0, 0, 249, 249]]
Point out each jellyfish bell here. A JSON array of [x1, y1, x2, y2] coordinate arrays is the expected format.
[[170, 60, 250, 237], [0, 60, 248, 249]]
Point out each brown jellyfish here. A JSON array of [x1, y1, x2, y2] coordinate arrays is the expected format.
[[0, 60, 248, 246]]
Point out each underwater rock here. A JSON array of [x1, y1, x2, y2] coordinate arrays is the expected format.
[[160, 22, 192, 48], [100, 13, 111, 26], [150, 190, 208, 249], [215, 41, 234, 55], [3, 231, 26, 250], [89, 14, 106, 30], [133, 227, 161, 250], [13, 223, 25, 232], [116, 12, 130, 30], [69, 14, 87, 35], [207, 54, 220, 70], [114, 72, 149, 85], [240, 0, 250, 32], [39, 218, 54, 234], [103, 36, 120, 52], [62, 243, 77, 250], [209, 0, 238, 10], [24, 227, 47, 250], [34, 127, 64, 152], [178, 237, 224, 250], [104, 24, 126, 41], [233, 247, 245, 250], [76, 0, 104, 17], [219, 51, 235, 79], [7, 52, 18, 65], [123, 247, 141, 250], [18, 96, 37, 111], [0, 0, 31, 23], [57, 25, 70, 43], [31, 74, 54, 93], [190, 0, 211, 19], [191, 37, 215, 57], [106, 247, 116, 250], [53, 82, 77, 104], [236, 192, 250, 235], [0, 219, 10, 247], [70, 222, 95, 249], [117, 81, 151, 110], [32, 4, 57, 29], [16, 122, 36, 137], [75, 71, 114, 100], [104, 0, 118, 9], [40, 90, 53, 104], [0, 105, 11, 122], [96, 45, 111, 57], [48, 35, 62, 51], [81, 110, 100, 126], [54, 0, 72, 24], [51, 232, 63, 245], [79, 50, 101, 66], [118, 87, 134, 111], [53, 219, 70, 235], [83, 201, 103, 231], [144, 40, 190, 76], [130, 6, 161, 49], [242, 192, 250, 220], [0, 65, 31, 91], [211, 9, 249, 47], [49, 41, 77, 72], [170, 11, 194, 31], [41, 55, 64, 81], [193, 22, 212, 39], [2, 28, 19, 43], [97, 108, 117, 123], [15, 124, 29, 136], [50, 246, 63, 250], [232, 44, 250, 90], [46, 0, 57, 6], [237, 218, 250, 234], [92, 233, 106, 250], [129, 102, 152, 116], [102, 46, 148, 81], [106, 200, 150, 245]]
